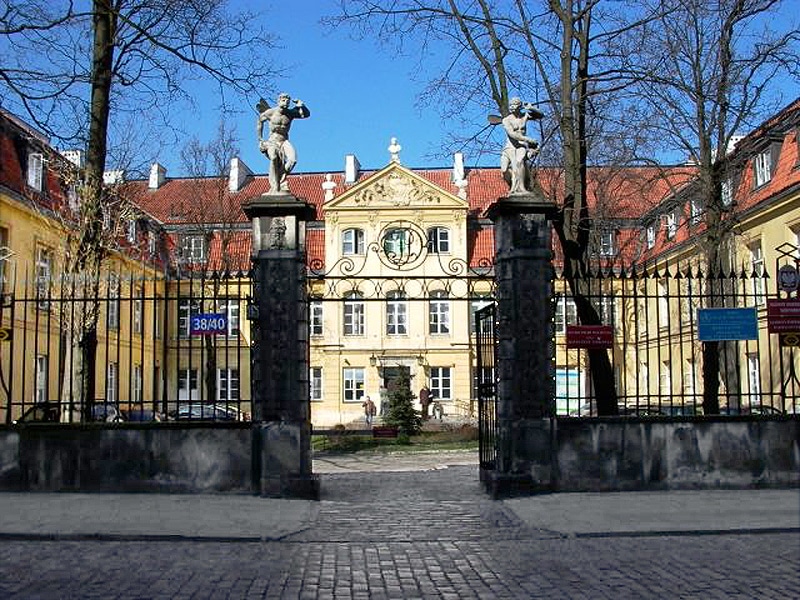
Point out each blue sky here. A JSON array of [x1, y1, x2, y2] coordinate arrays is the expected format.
[[169, 4, 473, 178]]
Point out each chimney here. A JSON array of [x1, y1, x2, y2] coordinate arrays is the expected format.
[[149, 162, 166, 189], [322, 173, 337, 201], [228, 157, 252, 192], [452, 152, 468, 199], [62, 149, 85, 169], [345, 154, 360, 184], [103, 170, 126, 185], [726, 134, 745, 155]]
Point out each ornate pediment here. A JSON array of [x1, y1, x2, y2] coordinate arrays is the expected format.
[[324, 163, 467, 212]]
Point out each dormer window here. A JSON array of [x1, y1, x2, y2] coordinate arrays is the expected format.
[[666, 211, 678, 239], [754, 149, 772, 187], [27, 152, 43, 192], [721, 178, 733, 206], [646, 225, 655, 249], [599, 230, 615, 257], [181, 234, 205, 263], [690, 198, 702, 226], [427, 227, 450, 254], [127, 219, 137, 244], [342, 228, 364, 255], [148, 231, 157, 256]]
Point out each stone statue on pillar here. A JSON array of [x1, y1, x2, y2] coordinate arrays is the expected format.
[[497, 97, 543, 195], [257, 93, 310, 194]]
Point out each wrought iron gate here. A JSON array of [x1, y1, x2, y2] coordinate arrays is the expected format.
[[475, 303, 497, 471]]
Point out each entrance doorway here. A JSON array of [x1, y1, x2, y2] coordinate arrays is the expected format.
[[382, 366, 411, 393]]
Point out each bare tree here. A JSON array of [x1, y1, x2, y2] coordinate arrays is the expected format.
[[329, 0, 669, 415], [626, 0, 799, 414], [1, 0, 278, 413]]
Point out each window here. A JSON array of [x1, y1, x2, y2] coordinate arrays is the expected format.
[[659, 361, 671, 397], [754, 150, 772, 187], [646, 225, 655, 249], [35, 246, 52, 309], [599, 230, 615, 256], [690, 198, 703, 226], [343, 367, 365, 403], [35, 354, 48, 404], [471, 296, 493, 333], [181, 234, 205, 263], [386, 290, 408, 335], [218, 299, 240, 336], [133, 287, 143, 335], [658, 280, 669, 330], [747, 353, 761, 406], [554, 294, 577, 334], [178, 368, 198, 402], [343, 292, 365, 336], [383, 228, 409, 258], [429, 291, 450, 334], [127, 219, 137, 244], [680, 278, 698, 325], [342, 228, 364, 255], [640, 361, 649, 393], [430, 367, 452, 400], [666, 211, 677, 239], [154, 295, 162, 339], [596, 295, 616, 327], [27, 152, 43, 191], [310, 300, 323, 336], [750, 242, 765, 306], [310, 367, 323, 401], [683, 360, 696, 400], [217, 368, 240, 402], [178, 299, 201, 338], [106, 362, 118, 404], [0, 226, 8, 294], [721, 178, 733, 206], [133, 364, 143, 404], [148, 231, 157, 256], [107, 273, 120, 330], [427, 227, 450, 253]]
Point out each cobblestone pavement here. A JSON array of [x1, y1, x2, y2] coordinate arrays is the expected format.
[[0, 465, 798, 599]]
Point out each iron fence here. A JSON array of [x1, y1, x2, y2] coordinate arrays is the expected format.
[[475, 303, 497, 470], [554, 262, 800, 417], [0, 265, 252, 424]]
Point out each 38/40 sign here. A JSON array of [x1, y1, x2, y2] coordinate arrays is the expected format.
[[191, 313, 228, 335]]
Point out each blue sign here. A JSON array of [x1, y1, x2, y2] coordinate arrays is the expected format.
[[697, 308, 758, 341], [190, 313, 228, 336]]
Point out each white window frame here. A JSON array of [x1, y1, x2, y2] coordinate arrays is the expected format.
[[659, 361, 671, 397], [106, 362, 118, 404], [182, 234, 205, 263], [747, 353, 761, 406], [754, 150, 772, 187], [430, 366, 452, 400], [383, 228, 409, 258], [310, 367, 323, 402], [35, 246, 52, 309], [343, 367, 365, 403], [470, 297, 493, 333], [148, 231, 157, 256], [107, 273, 120, 330], [427, 227, 450, 254], [310, 300, 323, 336], [658, 280, 670, 330], [178, 299, 201, 338], [217, 299, 240, 337], [133, 364, 143, 404], [27, 152, 43, 191], [429, 291, 450, 335], [343, 292, 365, 336], [555, 294, 577, 335], [750, 242, 765, 306], [133, 287, 143, 335], [217, 368, 240, 402], [599, 230, 615, 256], [386, 290, 408, 335], [690, 198, 703, 226], [598, 295, 615, 327], [35, 354, 48, 404], [178, 368, 198, 402], [154, 295, 162, 339], [342, 228, 364, 255], [646, 225, 655, 249], [683, 360, 696, 400], [127, 219, 137, 244], [666, 211, 678, 239]]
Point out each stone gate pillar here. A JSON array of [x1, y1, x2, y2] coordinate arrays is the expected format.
[[486, 192, 557, 494], [243, 193, 319, 499]]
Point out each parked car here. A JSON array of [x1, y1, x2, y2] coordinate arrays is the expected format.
[[13, 402, 62, 424], [122, 408, 163, 422], [170, 404, 238, 421], [618, 405, 667, 416], [719, 405, 785, 416], [90, 403, 125, 422]]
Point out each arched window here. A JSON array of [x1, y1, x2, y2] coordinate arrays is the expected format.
[[429, 290, 450, 335], [342, 228, 365, 255], [386, 290, 408, 335], [343, 292, 365, 336], [427, 227, 450, 253]]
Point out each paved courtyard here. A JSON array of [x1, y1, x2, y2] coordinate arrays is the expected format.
[[0, 451, 797, 599]]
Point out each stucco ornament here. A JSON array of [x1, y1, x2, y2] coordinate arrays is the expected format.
[[496, 97, 543, 195], [257, 93, 310, 194]]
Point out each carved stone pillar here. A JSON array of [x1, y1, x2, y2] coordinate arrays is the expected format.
[[486, 192, 557, 494], [243, 193, 319, 499]]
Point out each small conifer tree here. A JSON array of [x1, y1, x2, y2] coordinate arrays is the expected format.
[[383, 370, 422, 436]]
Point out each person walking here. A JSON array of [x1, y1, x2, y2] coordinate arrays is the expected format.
[[362, 396, 376, 427]]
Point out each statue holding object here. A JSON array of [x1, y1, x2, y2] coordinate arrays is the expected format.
[[257, 93, 310, 194], [490, 97, 543, 195]]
